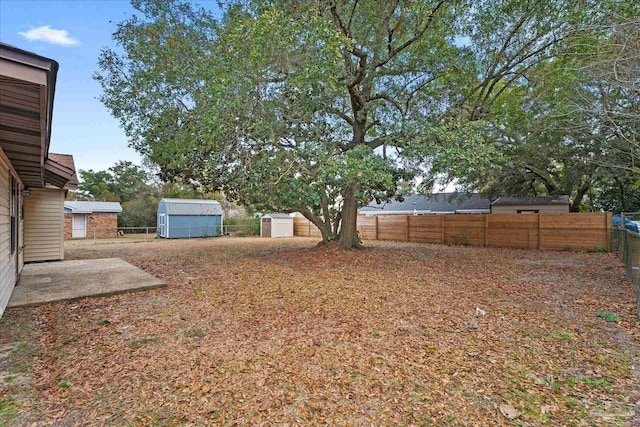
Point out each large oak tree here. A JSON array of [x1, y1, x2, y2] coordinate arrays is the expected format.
[[96, 0, 611, 247]]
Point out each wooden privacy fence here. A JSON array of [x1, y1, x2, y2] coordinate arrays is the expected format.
[[294, 212, 612, 251]]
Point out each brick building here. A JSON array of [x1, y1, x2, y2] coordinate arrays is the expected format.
[[64, 201, 122, 239]]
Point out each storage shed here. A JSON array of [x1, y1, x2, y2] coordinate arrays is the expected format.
[[261, 214, 294, 238], [157, 199, 223, 239], [64, 201, 122, 239]]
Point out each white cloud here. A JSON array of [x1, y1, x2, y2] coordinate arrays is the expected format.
[[18, 25, 79, 47]]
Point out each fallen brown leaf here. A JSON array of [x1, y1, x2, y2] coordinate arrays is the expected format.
[[499, 403, 520, 420]]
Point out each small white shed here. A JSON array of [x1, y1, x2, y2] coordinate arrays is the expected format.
[[261, 214, 294, 238]]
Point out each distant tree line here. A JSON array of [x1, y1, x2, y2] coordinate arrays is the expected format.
[[68, 161, 220, 228]]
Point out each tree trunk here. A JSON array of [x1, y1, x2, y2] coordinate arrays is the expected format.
[[570, 178, 592, 212], [337, 187, 362, 250], [615, 177, 627, 212], [299, 208, 334, 244]]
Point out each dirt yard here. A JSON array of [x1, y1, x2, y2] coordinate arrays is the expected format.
[[1, 237, 638, 426]]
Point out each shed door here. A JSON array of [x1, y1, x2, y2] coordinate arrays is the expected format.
[[72, 214, 86, 238], [158, 214, 166, 237], [261, 218, 271, 237]]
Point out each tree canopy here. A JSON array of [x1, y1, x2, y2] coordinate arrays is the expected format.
[[96, 0, 639, 248]]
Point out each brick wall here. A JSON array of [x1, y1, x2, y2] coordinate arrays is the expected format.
[[64, 213, 118, 239], [64, 214, 73, 240]]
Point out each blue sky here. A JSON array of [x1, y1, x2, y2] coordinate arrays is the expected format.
[[0, 0, 220, 173]]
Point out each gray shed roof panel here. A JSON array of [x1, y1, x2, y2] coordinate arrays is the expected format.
[[64, 201, 122, 214], [263, 213, 293, 219], [161, 198, 223, 216]]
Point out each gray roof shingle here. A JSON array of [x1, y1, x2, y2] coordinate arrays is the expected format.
[[360, 193, 491, 213], [64, 201, 122, 213], [491, 196, 570, 206], [161, 198, 223, 216]]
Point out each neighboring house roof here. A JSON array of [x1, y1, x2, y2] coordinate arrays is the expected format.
[[360, 193, 491, 214], [64, 201, 123, 214], [47, 153, 78, 190], [263, 213, 293, 219], [491, 196, 570, 206], [160, 198, 223, 216]]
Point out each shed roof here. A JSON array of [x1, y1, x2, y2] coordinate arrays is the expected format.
[[360, 193, 491, 213], [160, 198, 223, 216], [263, 213, 293, 219], [64, 201, 122, 214], [491, 196, 570, 206]]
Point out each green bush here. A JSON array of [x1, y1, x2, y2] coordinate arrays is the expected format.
[[588, 247, 608, 253], [596, 311, 622, 322]]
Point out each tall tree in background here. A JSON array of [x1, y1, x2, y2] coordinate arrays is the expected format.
[[76, 161, 151, 203], [96, 0, 613, 247], [74, 160, 219, 227], [432, 2, 639, 211]]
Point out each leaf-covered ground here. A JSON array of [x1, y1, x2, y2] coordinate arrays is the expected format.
[[0, 238, 638, 426]]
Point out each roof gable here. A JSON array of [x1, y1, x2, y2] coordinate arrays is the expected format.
[[48, 153, 78, 189]]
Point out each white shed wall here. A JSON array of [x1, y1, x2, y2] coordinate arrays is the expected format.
[[270, 218, 294, 238]]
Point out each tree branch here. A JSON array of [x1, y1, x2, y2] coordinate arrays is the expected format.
[[375, 0, 447, 68]]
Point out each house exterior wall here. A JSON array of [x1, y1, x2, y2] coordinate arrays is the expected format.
[[64, 213, 118, 239], [24, 188, 64, 262], [0, 148, 24, 317], [491, 204, 570, 214], [164, 215, 221, 239]]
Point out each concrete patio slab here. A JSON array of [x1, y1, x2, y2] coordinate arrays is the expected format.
[[8, 258, 166, 308]]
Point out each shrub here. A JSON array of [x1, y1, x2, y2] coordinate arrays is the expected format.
[[224, 217, 260, 236], [596, 311, 622, 322]]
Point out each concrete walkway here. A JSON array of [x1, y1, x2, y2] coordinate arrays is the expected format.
[[8, 258, 166, 308]]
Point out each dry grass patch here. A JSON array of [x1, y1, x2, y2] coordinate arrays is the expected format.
[[0, 237, 638, 425]]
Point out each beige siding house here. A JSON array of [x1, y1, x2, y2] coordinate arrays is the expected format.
[[490, 196, 570, 214], [0, 43, 77, 316]]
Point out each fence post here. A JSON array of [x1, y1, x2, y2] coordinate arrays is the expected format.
[[93, 228, 96, 244], [440, 215, 445, 244], [374, 215, 378, 240], [308, 220, 311, 237], [484, 214, 489, 247], [146, 227, 149, 240], [605, 212, 612, 251], [405, 215, 410, 242], [538, 214, 543, 249]]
